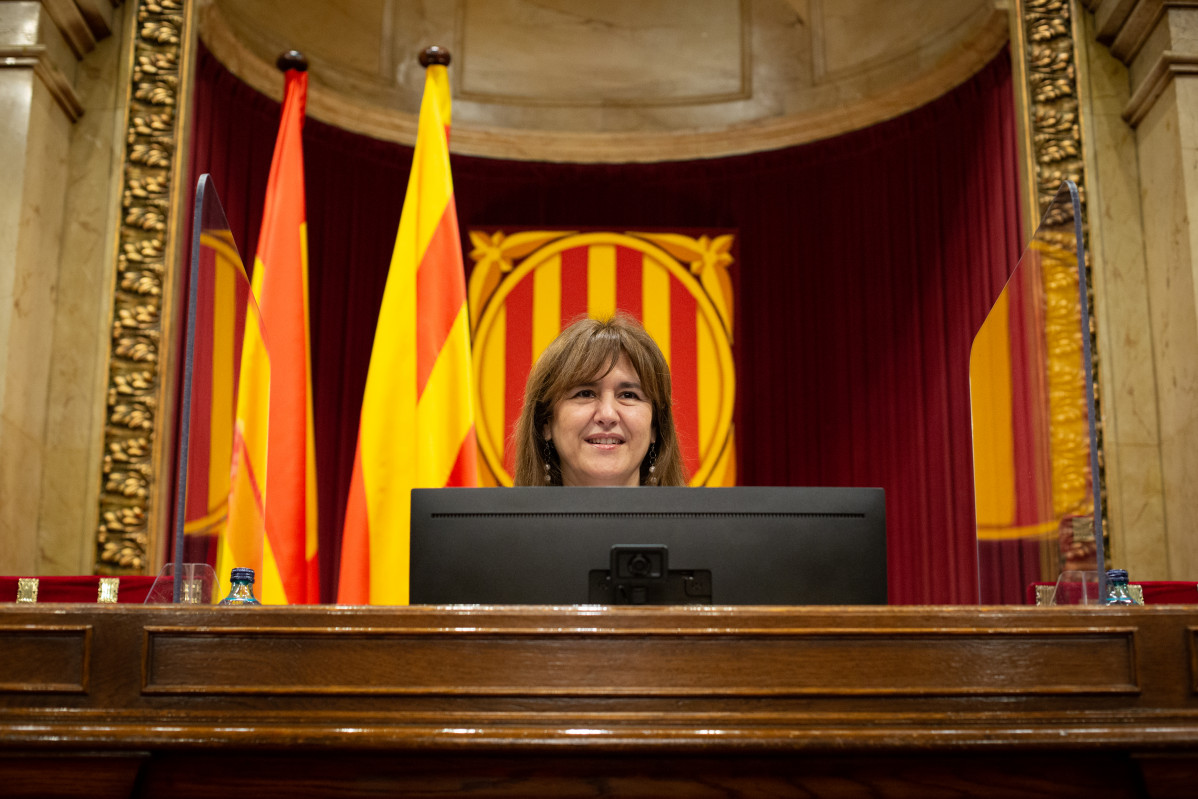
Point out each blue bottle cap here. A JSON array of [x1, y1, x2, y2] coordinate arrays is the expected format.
[[1106, 568, 1129, 581], [230, 567, 255, 581]]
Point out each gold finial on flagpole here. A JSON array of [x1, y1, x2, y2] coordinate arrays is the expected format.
[[419, 46, 451, 68], [276, 50, 309, 72]]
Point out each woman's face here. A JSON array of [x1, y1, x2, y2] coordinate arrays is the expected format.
[[544, 353, 656, 487]]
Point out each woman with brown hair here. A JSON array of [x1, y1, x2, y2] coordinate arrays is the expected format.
[[512, 313, 686, 487]]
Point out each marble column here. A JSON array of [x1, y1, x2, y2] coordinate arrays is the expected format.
[[1084, 0, 1198, 579], [0, 0, 123, 575]]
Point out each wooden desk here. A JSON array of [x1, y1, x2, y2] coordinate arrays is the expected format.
[[3, 604, 1198, 798]]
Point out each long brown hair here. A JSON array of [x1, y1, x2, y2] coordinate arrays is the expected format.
[[512, 313, 686, 486]]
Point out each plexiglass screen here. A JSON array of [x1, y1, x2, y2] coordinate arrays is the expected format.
[[970, 181, 1102, 604], [167, 175, 266, 599]]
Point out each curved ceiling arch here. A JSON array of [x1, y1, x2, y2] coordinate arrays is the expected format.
[[198, 0, 1008, 163]]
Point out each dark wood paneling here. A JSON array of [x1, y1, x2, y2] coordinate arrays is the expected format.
[[141, 625, 1139, 696], [0, 624, 90, 693], [130, 752, 1141, 799], [0, 752, 145, 799], [2, 605, 1197, 798]]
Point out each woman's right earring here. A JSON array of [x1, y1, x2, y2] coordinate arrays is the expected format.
[[542, 438, 554, 483]]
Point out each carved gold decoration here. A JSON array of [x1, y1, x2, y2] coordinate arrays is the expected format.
[[16, 578, 39, 603], [467, 230, 579, 331], [97, 577, 121, 603], [1019, 0, 1085, 213], [1036, 235, 1091, 518], [1014, 0, 1106, 552], [181, 578, 203, 604], [95, 0, 191, 576]]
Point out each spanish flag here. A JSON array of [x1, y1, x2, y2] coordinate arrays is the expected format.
[[337, 51, 478, 604], [218, 63, 320, 603]]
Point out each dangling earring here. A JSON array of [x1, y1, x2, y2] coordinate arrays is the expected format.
[[541, 438, 555, 483], [646, 441, 658, 485]]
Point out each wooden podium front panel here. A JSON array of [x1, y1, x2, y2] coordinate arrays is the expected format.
[[139, 624, 1138, 697], [2, 605, 1198, 798]]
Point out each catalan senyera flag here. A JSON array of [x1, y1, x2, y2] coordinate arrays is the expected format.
[[217, 65, 320, 604], [338, 59, 477, 605]]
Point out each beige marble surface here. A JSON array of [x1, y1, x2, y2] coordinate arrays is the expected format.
[[458, 0, 746, 105], [814, 0, 982, 78], [201, 0, 1007, 161], [1077, 10, 1168, 578], [223, 0, 385, 77], [0, 3, 65, 574], [0, 74, 32, 430], [1, 65, 71, 574], [1136, 77, 1198, 580], [1074, 0, 1198, 583], [37, 2, 131, 575], [0, 0, 119, 576]]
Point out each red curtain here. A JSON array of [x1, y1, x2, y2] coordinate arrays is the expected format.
[[187, 42, 1023, 604]]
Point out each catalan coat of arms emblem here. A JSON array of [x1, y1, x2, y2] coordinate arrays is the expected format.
[[467, 229, 737, 486]]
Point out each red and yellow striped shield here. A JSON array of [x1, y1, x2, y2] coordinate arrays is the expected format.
[[467, 230, 737, 486]]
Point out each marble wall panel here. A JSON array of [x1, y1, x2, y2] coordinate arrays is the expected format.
[[0, 68, 34, 425], [457, 0, 745, 105], [39, 2, 131, 574], [813, 0, 980, 78], [0, 0, 118, 576], [220, 0, 386, 77], [1077, 10, 1167, 577], [1, 65, 72, 574], [1136, 79, 1198, 579]]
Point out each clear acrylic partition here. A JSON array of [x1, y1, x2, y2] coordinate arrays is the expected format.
[[144, 562, 218, 605], [970, 180, 1103, 604], [158, 174, 265, 603]]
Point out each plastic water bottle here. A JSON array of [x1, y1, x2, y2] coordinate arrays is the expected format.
[[1103, 569, 1140, 606], [218, 567, 262, 605]]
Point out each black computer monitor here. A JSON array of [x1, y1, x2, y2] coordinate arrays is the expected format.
[[409, 486, 887, 605]]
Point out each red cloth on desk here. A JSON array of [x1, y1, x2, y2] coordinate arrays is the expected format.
[[1027, 580, 1198, 605], [1134, 581, 1198, 604], [0, 575, 156, 603]]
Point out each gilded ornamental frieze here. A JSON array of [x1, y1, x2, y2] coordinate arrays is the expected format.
[[1012, 0, 1105, 553], [96, 0, 192, 574]]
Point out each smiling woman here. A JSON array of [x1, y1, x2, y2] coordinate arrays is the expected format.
[[513, 314, 687, 487]]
